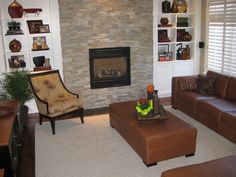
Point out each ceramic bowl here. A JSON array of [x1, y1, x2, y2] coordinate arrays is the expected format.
[[33, 56, 45, 67]]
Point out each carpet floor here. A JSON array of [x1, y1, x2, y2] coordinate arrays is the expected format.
[[35, 107, 236, 177]]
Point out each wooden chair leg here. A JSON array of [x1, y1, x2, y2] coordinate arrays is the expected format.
[[39, 115, 43, 125], [50, 119, 55, 135], [80, 108, 84, 124]]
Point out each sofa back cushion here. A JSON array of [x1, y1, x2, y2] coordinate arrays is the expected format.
[[225, 77, 236, 102], [207, 70, 230, 98]]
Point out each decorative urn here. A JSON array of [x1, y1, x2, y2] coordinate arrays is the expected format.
[[160, 17, 169, 25], [8, 0, 23, 18]]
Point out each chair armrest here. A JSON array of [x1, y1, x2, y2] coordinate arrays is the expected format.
[[65, 90, 79, 99], [171, 75, 198, 108], [62, 85, 79, 99]]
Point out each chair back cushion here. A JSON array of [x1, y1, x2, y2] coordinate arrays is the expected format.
[[29, 70, 75, 103]]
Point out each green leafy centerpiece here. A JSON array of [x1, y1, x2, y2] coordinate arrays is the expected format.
[[135, 84, 166, 120], [136, 98, 153, 116]]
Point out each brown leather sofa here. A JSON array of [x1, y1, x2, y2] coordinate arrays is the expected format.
[[161, 155, 236, 177], [172, 70, 236, 143]]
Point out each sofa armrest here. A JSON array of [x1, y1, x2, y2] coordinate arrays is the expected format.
[[171, 75, 198, 108]]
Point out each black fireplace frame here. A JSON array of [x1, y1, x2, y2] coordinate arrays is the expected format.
[[89, 47, 131, 89]]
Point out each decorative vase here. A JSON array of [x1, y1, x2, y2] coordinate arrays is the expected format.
[[176, 0, 188, 13], [182, 45, 190, 60], [8, 0, 23, 18], [160, 17, 169, 25], [162, 0, 171, 13], [171, 0, 178, 13], [183, 32, 192, 41]]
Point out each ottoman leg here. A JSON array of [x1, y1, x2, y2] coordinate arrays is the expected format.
[[143, 160, 157, 167], [185, 153, 195, 157]]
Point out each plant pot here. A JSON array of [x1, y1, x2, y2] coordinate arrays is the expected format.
[[20, 105, 29, 128]]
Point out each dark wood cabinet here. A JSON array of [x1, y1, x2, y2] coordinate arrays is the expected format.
[[0, 101, 21, 177], [0, 169, 4, 177]]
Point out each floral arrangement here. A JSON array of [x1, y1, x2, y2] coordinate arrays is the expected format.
[[135, 84, 155, 116], [135, 98, 153, 116]]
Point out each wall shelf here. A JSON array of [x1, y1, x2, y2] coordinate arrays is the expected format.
[[153, 0, 202, 97]]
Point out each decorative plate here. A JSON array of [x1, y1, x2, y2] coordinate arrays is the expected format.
[[9, 39, 22, 52]]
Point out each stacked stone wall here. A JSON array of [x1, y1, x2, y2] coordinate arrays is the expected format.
[[59, 0, 153, 109]]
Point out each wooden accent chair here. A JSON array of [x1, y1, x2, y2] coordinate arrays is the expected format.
[[28, 70, 84, 134]]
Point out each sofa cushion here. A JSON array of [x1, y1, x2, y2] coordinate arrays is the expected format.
[[207, 70, 230, 98], [219, 111, 236, 143], [225, 77, 236, 103], [196, 98, 236, 123], [221, 111, 236, 130], [180, 77, 197, 91], [196, 75, 216, 95], [177, 91, 216, 108], [161, 155, 236, 177], [197, 98, 236, 112]]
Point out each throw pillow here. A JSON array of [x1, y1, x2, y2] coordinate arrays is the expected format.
[[197, 75, 216, 95], [180, 77, 197, 91]]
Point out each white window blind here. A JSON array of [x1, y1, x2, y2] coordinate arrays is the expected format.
[[207, 0, 236, 75]]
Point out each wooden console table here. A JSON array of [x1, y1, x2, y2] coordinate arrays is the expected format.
[[0, 169, 4, 177], [0, 101, 21, 177]]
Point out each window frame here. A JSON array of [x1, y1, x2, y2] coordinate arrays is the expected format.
[[205, 0, 236, 76]]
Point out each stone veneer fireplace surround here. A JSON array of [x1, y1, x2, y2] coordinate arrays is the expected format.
[[59, 0, 153, 109], [89, 47, 131, 89]]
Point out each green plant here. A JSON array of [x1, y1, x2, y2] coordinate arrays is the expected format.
[[1, 70, 33, 109]]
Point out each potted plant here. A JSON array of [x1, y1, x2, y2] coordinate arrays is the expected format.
[[0, 70, 33, 122]]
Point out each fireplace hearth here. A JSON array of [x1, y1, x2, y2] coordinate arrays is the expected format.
[[89, 47, 131, 89]]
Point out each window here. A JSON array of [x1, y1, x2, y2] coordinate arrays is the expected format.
[[207, 0, 236, 75]]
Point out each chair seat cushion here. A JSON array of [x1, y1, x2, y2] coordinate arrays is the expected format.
[[48, 98, 83, 117]]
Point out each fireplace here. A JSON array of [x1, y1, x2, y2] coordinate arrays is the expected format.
[[89, 47, 131, 89]]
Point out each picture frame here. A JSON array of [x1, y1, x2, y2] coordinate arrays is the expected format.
[[32, 36, 49, 50], [8, 55, 26, 68], [27, 20, 43, 34], [158, 44, 169, 55], [39, 24, 50, 33], [176, 43, 183, 60]]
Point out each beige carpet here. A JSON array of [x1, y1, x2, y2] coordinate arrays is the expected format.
[[35, 107, 236, 177]]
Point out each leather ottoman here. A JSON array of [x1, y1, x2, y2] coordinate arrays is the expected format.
[[109, 100, 197, 166], [161, 155, 236, 177]]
